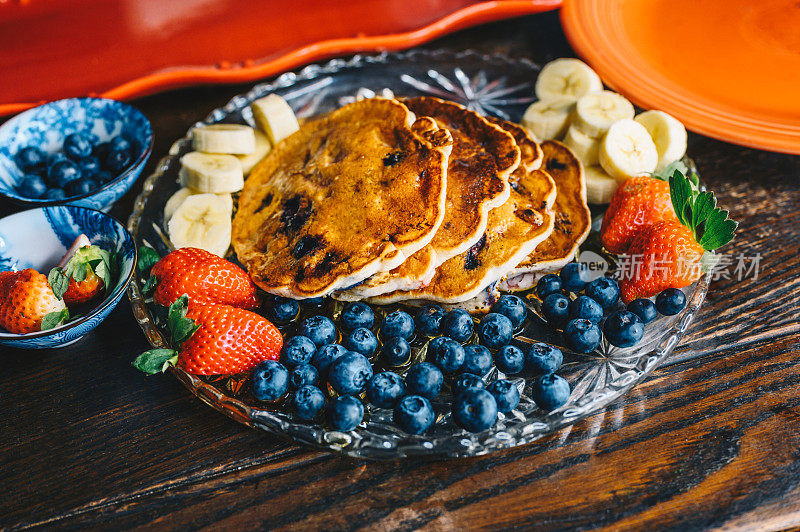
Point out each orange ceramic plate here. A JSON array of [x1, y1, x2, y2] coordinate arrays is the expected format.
[[0, 0, 559, 117], [561, 0, 800, 154]]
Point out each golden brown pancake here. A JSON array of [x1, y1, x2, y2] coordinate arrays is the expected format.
[[371, 123, 556, 304], [500, 140, 591, 290], [402, 97, 520, 263], [232, 99, 452, 298], [333, 246, 437, 301], [485, 116, 543, 172]]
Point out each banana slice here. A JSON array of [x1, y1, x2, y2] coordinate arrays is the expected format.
[[535, 58, 603, 102], [163, 187, 233, 228], [192, 124, 256, 155], [584, 165, 619, 204], [521, 97, 576, 141], [634, 110, 687, 172], [599, 119, 659, 181], [236, 129, 271, 176], [574, 91, 635, 138], [563, 125, 600, 165], [178, 152, 244, 193], [250, 94, 299, 145], [168, 193, 233, 257]]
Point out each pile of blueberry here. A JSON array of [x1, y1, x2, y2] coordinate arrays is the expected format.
[[13, 133, 136, 200], [537, 263, 688, 353], [250, 295, 573, 435]]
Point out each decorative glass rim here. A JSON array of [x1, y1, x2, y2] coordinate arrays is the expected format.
[[127, 50, 710, 459]]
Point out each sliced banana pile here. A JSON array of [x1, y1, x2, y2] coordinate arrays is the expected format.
[[165, 94, 299, 256], [522, 58, 688, 204]]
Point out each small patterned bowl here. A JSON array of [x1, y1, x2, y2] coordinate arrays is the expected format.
[[0, 97, 153, 211], [0, 205, 136, 349]]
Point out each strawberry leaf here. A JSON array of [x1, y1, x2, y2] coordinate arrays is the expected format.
[[669, 168, 737, 251], [132, 348, 179, 374], [167, 295, 198, 347], [41, 308, 70, 331], [691, 191, 717, 241], [141, 275, 157, 296], [698, 210, 738, 251], [138, 245, 161, 274], [669, 170, 694, 227], [652, 160, 688, 181], [47, 267, 69, 300], [73, 260, 88, 283]]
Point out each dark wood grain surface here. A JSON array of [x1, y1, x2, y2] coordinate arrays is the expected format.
[[2, 10, 799, 531]]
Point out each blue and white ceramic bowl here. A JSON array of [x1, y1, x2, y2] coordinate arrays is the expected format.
[[0, 205, 136, 349], [0, 98, 153, 211]]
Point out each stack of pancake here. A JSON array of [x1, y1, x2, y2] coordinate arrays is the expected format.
[[232, 96, 591, 311]]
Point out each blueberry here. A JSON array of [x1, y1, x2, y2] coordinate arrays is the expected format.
[[47, 152, 69, 168], [536, 273, 562, 299], [94, 170, 115, 185], [656, 288, 687, 316], [312, 343, 347, 375], [525, 343, 563, 374], [381, 336, 411, 367], [280, 335, 316, 367], [366, 371, 406, 408], [487, 379, 520, 413], [14, 146, 46, 172], [627, 298, 658, 324], [327, 395, 364, 431], [494, 345, 524, 375], [105, 149, 132, 173], [404, 362, 443, 399], [251, 360, 289, 402], [328, 352, 373, 395], [461, 344, 493, 376], [301, 296, 327, 308], [266, 296, 299, 324], [585, 277, 620, 309], [564, 319, 602, 353], [93, 142, 111, 159], [431, 338, 465, 374], [560, 262, 591, 293], [414, 304, 445, 336], [343, 327, 378, 356], [490, 295, 527, 328], [452, 372, 485, 396], [452, 388, 498, 433], [532, 374, 571, 411], [603, 310, 644, 348], [478, 313, 513, 349], [43, 189, 67, 201], [299, 315, 336, 346], [542, 293, 570, 327], [63, 132, 94, 160], [393, 395, 435, 434], [46, 160, 81, 187], [381, 310, 414, 340], [289, 363, 319, 389], [568, 295, 603, 323], [426, 336, 448, 359], [108, 136, 132, 154], [340, 302, 374, 331], [77, 156, 101, 178], [440, 309, 474, 342], [293, 385, 326, 421], [17, 173, 47, 198], [64, 178, 94, 198]]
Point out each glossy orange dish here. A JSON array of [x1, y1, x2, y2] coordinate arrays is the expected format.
[[561, 0, 800, 154], [0, 0, 559, 116]]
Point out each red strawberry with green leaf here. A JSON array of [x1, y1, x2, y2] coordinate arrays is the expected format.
[[145, 247, 260, 310], [48, 237, 114, 304], [132, 295, 282, 375], [0, 269, 69, 333], [619, 169, 737, 302]]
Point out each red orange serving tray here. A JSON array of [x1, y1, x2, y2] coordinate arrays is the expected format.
[[0, 0, 559, 117]]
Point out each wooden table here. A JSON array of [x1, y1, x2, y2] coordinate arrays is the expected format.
[[2, 11, 799, 530]]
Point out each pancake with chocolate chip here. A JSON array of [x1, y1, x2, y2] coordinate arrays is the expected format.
[[370, 122, 556, 304], [500, 140, 591, 291], [232, 99, 452, 298]]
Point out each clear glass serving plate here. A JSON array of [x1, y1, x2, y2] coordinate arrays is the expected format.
[[127, 50, 710, 459]]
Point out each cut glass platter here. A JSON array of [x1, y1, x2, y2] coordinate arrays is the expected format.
[[127, 50, 710, 459]]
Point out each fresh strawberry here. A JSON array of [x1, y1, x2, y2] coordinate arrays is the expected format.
[[619, 169, 737, 302], [49, 239, 114, 304], [0, 269, 69, 333], [600, 174, 677, 254], [132, 295, 282, 375], [147, 247, 259, 310]]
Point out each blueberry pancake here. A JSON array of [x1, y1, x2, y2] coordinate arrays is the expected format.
[[232, 99, 452, 298], [333, 246, 438, 301], [371, 122, 557, 304], [500, 140, 591, 292]]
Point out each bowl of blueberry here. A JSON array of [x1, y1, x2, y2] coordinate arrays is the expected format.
[[0, 97, 153, 210]]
